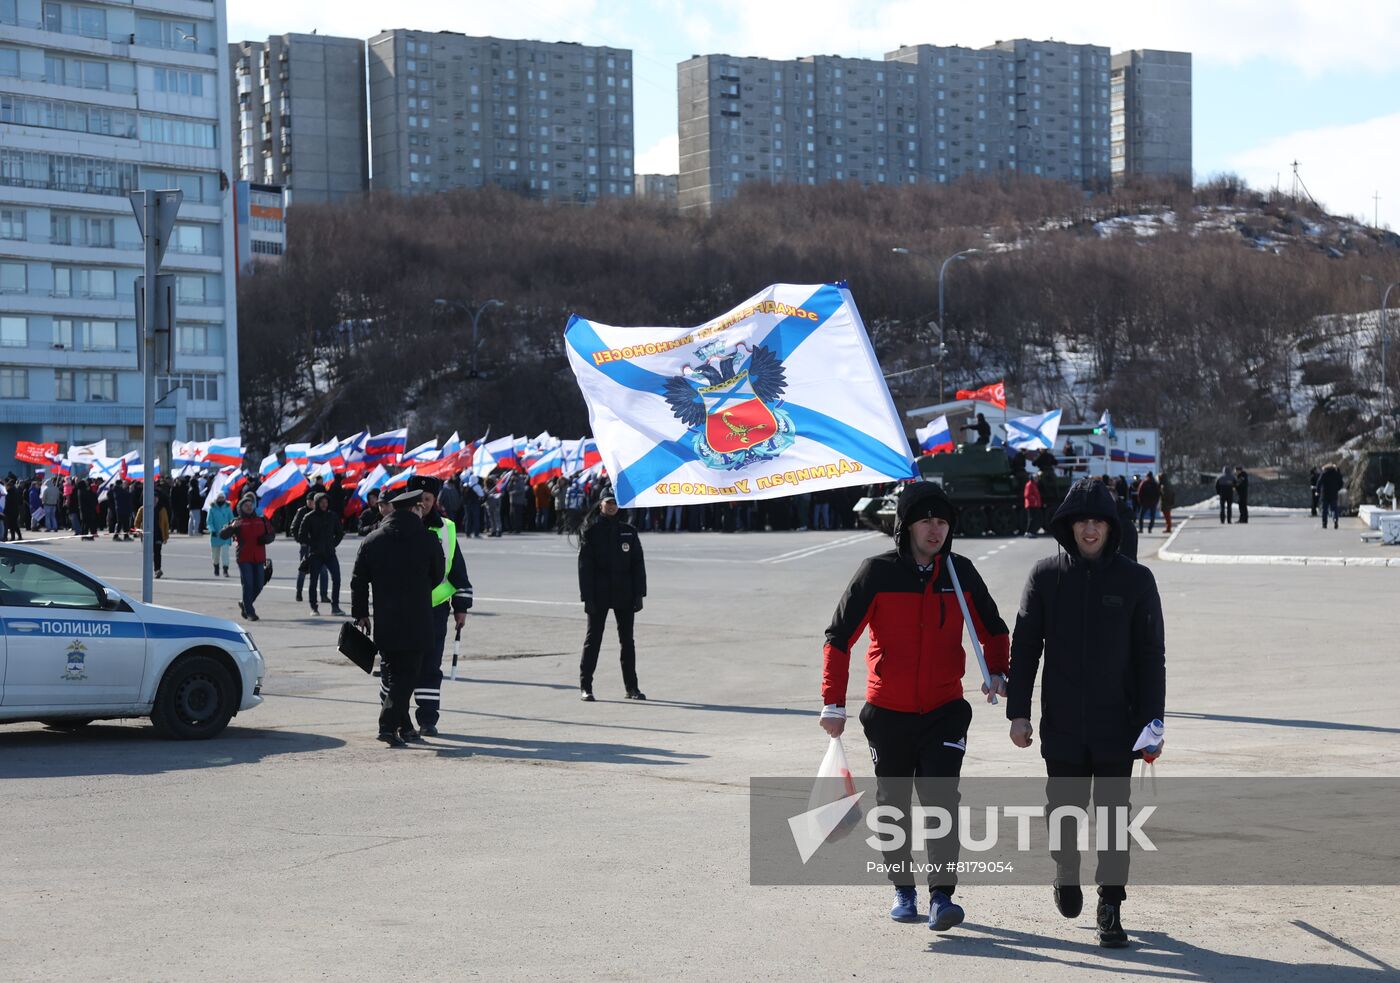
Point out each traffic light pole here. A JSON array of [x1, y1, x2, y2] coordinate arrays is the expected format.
[[130, 189, 181, 603], [140, 193, 155, 602]]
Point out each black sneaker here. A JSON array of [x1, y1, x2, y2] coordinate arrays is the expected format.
[[579, 689, 595, 702], [330, 605, 345, 616], [377, 732, 408, 748], [1054, 884, 1083, 919], [626, 689, 647, 701], [1096, 901, 1129, 948], [420, 725, 439, 737], [399, 728, 426, 743], [238, 601, 246, 617], [321, 594, 332, 603]]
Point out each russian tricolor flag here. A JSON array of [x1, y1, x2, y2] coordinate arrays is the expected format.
[[528, 447, 563, 487], [916, 415, 955, 456], [364, 428, 408, 467], [256, 462, 310, 518], [402, 439, 439, 464], [124, 453, 160, 481], [355, 464, 390, 502], [284, 443, 311, 468], [259, 453, 280, 479], [581, 438, 602, 470], [472, 435, 517, 477], [383, 466, 416, 494], [205, 435, 244, 468], [308, 437, 344, 472]]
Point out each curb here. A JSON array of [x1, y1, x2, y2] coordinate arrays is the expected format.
[[1156, 517, 1400, 568]]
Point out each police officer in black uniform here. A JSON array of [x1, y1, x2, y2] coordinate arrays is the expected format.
[[400, 475, 474, 736], [577, 492, 647, 701], [351, 488, 445, 747]]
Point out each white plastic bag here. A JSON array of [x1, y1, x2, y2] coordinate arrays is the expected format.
[[805, 737, 863, 842]]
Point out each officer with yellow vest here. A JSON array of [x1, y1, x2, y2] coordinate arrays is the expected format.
[[401, 475, 473, 736]]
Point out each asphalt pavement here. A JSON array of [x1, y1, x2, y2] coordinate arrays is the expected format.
[[1, 520, 1397, 982]]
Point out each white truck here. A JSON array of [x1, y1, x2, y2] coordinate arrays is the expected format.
[[1056, 426, 1163, 479]]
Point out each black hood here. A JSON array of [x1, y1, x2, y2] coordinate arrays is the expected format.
[[892, 481, 958, 558], [1049, 477, 1121, 560]]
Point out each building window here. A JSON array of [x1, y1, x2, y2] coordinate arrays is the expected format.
[[176, 324, 210, 355], [87, 370, 115, 401], [0, 0, 15, 25], [157, 371, 218, 401], [53, 267, 116, 299], [185, 419, 219, 442], [139, 115, 217, 148], [51, 212, 114, 247], [0, 208, 24, 240], [153, 68, 207, 97], [86, 320, 116, 351], [54, 368, 74, 400], [0, 366, 26, 398], [135, 15, 203, 53], [1, 315, 27, 347], [0, 48, 18, 78], [0, 261, 25, 293]]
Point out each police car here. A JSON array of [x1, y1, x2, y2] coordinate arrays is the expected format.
[[0, 544, 265, 739]]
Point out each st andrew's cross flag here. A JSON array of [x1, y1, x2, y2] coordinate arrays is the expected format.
[[564, 282, 915, 508]]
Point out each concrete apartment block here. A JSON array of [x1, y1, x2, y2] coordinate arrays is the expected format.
[[229, 33, 368, 204], [368, 31, 633, 203], [1111, 49, 1192, 184]]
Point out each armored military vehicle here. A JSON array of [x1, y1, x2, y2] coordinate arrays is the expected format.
[[854, 443, 1065, 537]]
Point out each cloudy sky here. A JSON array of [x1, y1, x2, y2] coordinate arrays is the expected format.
[[228, 1, 1400, 228]]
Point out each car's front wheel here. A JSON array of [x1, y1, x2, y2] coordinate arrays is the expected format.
[[150, 654, 237, 740]]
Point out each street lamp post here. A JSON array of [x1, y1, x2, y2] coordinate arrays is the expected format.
[[435, 298, 504, 378], [892, 247, 981, 402]]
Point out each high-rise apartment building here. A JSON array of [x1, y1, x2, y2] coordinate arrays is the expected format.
[[0, 0, 240, 471], [367, 31, 634, 202], [634, 172, 677, 205], [1110, 49, 1191, 185], [229, 33, 368, 203], [679, 39, 1131, 212]]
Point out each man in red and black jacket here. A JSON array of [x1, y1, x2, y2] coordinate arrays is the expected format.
[[820, 481, 1010, 932]]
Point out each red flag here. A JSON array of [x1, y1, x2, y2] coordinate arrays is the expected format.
[[955, 381, 1006, 408], [15, 441, 59, 465]]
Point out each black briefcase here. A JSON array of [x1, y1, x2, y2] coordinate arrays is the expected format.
[[337, 621, 377, 674]]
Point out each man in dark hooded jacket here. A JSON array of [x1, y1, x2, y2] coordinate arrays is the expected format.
[[297, 492, 345, 616], [577, 492, 647, 700], [820, 481, 1010, 933], [1006, 476, 1166, 949], [1317, 463, 1344, 529]]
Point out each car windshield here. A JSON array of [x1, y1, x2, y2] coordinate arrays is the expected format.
[[0, 553, 101, 609]]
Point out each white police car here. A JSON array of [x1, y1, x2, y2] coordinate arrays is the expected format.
[[0, 543, 265, 739]]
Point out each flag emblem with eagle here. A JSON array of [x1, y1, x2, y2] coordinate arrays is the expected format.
[[661, 337, 796, 469]]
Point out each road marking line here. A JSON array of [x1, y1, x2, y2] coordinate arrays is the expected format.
[[760, 532, 880, 564]]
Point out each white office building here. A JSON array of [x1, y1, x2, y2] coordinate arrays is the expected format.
[[0, 0, 240, 472]]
